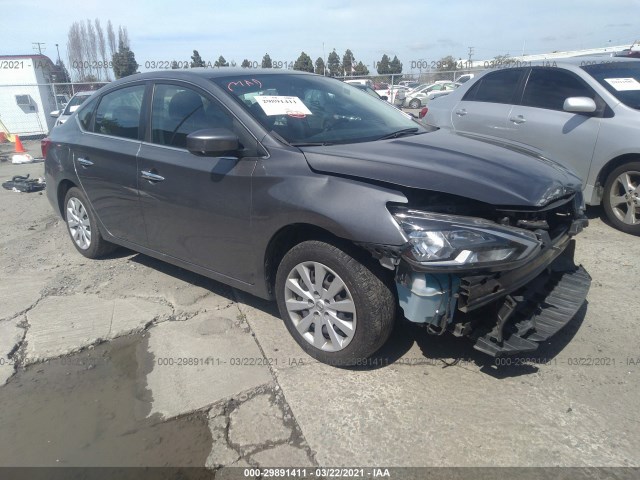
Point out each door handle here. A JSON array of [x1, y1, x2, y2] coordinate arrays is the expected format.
[[140, 170, 165, 182], [509, 115, 526, 124], [77, 157, 93, 167], [455, 109, 467, 116]]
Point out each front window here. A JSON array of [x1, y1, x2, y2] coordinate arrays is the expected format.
[[581, 61, 640, 110], [212, 74, 424, 145], [521, 68, 595, 111]]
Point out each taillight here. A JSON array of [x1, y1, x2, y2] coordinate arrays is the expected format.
[[419, 107, 428, 119], [41, 137, 51, 158]]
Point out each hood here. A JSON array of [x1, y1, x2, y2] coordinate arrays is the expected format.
[[300, 129, 582, 207]]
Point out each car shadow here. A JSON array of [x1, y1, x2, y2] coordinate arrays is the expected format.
[[128, 253, 236, 302], [125, 251, 587, 379], [348, 301, 588, 378]]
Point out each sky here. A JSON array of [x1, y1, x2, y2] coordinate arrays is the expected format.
[[0, 0, 638, 76]]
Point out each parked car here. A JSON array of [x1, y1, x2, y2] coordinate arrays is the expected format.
[[43, 69, 590, 365], [399, 80, 421, 89], [425, 57, 640, 234], [350, 83, 387, 100], [405, 82, 457, 108], [455, 73, 475, 84], [50, 90, 95, 127], [345, 79, 373, 88], [374, 85, 407, 106]]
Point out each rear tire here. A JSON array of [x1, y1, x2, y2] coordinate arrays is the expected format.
[[408, 99, 421, 109], [275, 240, 395, 366], [64, 187, 117, 258], [602, 162, 640, 235]]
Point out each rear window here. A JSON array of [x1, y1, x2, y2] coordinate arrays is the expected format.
[[463, 69, 525, 104], [581, 61, 640, 110]]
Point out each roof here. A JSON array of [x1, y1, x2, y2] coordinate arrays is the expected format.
[[0, 54, 55, 66], [126, 67, 317, 81]]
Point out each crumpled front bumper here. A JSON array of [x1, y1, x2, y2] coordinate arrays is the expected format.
[[470, 240, 591, 356], [395, 234, 591, 356]]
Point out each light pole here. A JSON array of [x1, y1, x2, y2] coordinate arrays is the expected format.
[[55, 43, 61, 63]]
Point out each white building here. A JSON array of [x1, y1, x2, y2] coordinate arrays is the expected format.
[[0, 54, 59, 137]]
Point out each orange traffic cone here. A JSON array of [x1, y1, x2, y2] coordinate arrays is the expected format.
[[14, 135, 26, 153]]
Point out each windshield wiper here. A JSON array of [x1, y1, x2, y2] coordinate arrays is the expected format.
[[376, 128, 420, 140], [290, 142, 334, 147]]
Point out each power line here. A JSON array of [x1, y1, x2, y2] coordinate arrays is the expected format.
[[32, 42, 45, 54]]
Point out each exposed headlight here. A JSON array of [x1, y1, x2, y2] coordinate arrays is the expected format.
[[391, 208, 541, 270]]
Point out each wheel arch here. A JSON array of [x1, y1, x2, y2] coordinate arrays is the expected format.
[[595, 154, 640, 200], [57, 179, 77, 217], [263, 223, 391, 299]]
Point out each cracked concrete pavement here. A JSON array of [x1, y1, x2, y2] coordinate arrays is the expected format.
[[1, 145, 639, 471]]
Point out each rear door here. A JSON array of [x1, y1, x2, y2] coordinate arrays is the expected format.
[[503, 67, 602, 181], [136, 82, 261, 283], [73, 83, 147, 246], [451, 68, 526, 137]]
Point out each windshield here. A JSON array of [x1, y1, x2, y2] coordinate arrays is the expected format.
[[581, 61, 640, 109], [63, 93, 92, 115], [212, 74, 424, 145]]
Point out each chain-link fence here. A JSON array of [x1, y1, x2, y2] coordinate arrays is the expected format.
[[0, 82, 107, 139]]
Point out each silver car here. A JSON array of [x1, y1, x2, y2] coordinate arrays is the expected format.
[[405, 82, 457, 109], [425, 57, 640, 234], [50, 90, 95, 128]]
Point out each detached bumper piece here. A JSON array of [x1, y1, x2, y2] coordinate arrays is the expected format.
[[472, 252, 591, 357]]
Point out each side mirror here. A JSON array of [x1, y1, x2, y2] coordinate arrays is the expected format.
[[50, 110, 60, 118], [187, 128, 239, 156], [563, 97, 597, 114]]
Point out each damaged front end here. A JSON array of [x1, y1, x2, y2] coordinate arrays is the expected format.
[[375, 195, 591, 357]]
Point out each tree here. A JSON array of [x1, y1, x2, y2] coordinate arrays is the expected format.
[[106, 20, 116, 58], [389, 55, 402, 74], [353, 61, 369, 76], [376, 54, 391, 75], [261, 53, 272, 68], [112, 39, 138, 78], [241, 59, 252, 68], [327, 49, 341, 77], [94, 19, 110, 80], [314, 57, 325, 75], [435, 55, 458, 80], [214, 55, 229, 67], [342, 49, 355, 76], [190, 50, 205, 68], [293, 52, 314, 72], [53, 59, 72, 83]]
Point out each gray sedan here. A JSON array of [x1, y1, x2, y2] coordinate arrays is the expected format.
[[43, 69, 589, 364], [425, 57, 640, 234]]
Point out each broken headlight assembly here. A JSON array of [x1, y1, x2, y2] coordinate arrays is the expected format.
[[390, 207, 542, 271]]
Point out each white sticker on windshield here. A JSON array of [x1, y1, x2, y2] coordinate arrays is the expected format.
[[604, 77, 640, 91], [254, 96, 312, 117]]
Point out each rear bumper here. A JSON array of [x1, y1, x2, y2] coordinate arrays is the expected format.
[[471, 242, 591, 356]]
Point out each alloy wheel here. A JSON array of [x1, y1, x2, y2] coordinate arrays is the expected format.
[[608, 170, 640, 225], [66, 197, 92, 250], [283, 261, 357, 352]]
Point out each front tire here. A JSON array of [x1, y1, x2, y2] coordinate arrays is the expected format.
[[602, 162, 640, 235], [275, 241, 395, 366], [64, 187, 116, 258]]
